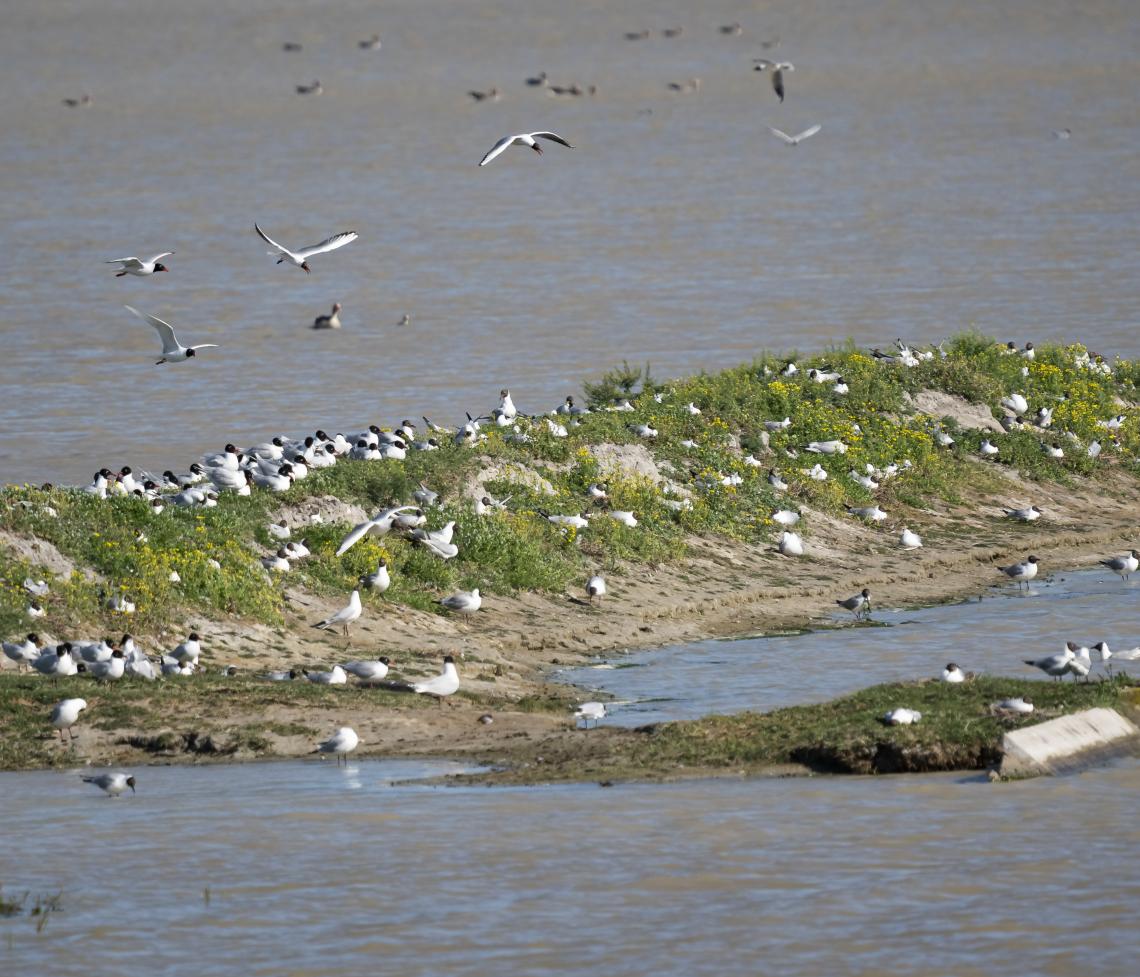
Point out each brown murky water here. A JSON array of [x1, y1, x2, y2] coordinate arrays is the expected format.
[[1, 0, 1137, 485]]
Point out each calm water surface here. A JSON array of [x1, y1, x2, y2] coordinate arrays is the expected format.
[[1, 0, 1138, 484], [2, 759, 1139, 977], [560, 568, 1140, 725]]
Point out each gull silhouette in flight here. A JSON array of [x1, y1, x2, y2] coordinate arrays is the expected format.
[[754, 59, 795, 101], [124, 306, 219, 365], [254, 223, 358, 273], [106, 252, 173, 277], [479, 131, 573, 166], [768, 124, 821, 146]]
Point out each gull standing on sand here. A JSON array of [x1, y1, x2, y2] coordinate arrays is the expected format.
[[315, 726, 359, 765], [768, 124, 821, 146], [438, 588, 481, 618], [124, 306, 219, 365], [254, 223, 358, 274], [1100, 550, 1139, 581], [478, 131, 573, 166], [998, 555, 1038, 591], [778, 531, 804, 556], [586, 574, 606, 602], [837, 588, 872, 619], [900, 527, 923, 549], [106, 252, 173, 277], [575, 702, 606, 729], [82, 772, 136, 797], [754, 59, 795, 101], [313, 586, 363, 637], [412, 655, 460, 705], [51, 698, 87, 742]]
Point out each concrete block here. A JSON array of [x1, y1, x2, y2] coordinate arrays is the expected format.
[[999, 707, 1139, 778]]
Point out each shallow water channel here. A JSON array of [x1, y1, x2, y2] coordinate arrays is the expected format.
[[2, 569, 1138, 975], [560, 568, 1140, 725]]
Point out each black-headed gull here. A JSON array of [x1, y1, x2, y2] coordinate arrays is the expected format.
[[124, 306, 219, 365], [479, 131, 573, 166], [313, 587, 363, 637], [1100, 550, 1139, 581], [106, 252, 173, 277], [51, 697, 87, 742], [586, 574, 606, 601], [1024, 647, 1074, 680], [437, 588, 481, 616], [412, 654, 460, 704], [754, 59, 794, 101], [313, 302, 342, 329], [342, 659, 389, 682], [881, 708, 921, 726], [255, 223, 358, 273], [941, 663, 965, 684], [998, 555, 1038, 590], [575, 702, 606, 728], [768, 124, 820, 146], [316, 726, 359, 765], [837, 588, 871, 619], [82, 772, 135, 797]]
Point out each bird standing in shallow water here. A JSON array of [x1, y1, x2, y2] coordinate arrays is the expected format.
[[837, 588, 871, 619]]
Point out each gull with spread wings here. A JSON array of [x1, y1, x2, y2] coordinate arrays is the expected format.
[[106, 252, 174, 277], [254, 223, 358, 273], [124, 305, 219, 365], [479, 131, 573, 167], [768, 124, 821, 146], [754, 59, 795, 102]]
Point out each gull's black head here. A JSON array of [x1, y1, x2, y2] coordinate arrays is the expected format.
[[154, 263, 168, 273], [186, 348, 196, 357]]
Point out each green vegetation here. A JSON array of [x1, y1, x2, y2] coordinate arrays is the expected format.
[[472, 675, 1140, 784], [1, 333, 1137, 640]]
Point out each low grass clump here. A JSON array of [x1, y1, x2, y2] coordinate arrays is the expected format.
[[472, 675, 1137, 784]]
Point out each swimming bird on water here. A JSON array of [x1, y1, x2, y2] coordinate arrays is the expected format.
[[468, 87, 501, 102], [359, 34, 382, 50], [1100, 550, 1139, 581], [255, 223, 357, 274], [124, 306, 219, 365], [837, 588, 871, 619], [479, 131, 573, 167], [315, 726, 358, 765], [106, 252, 173, 277], [313, 302, 342, 329], [998, 555, 1038, 591], [754, 59, 794, 101], [768, 124, 821, 146], [296, 79, 323, 95], [82, 772, 136, 797]]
